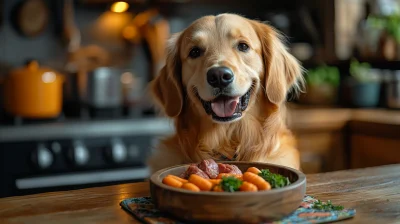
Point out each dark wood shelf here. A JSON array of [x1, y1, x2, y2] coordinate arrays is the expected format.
[[301, 59, 400, 73]]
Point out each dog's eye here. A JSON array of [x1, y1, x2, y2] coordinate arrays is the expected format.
[[189, 47, 201, 59], [237, 42, 249, 52]]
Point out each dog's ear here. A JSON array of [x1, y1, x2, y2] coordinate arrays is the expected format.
[[251, 21, 304, 105], [150, 32, 183, 117]]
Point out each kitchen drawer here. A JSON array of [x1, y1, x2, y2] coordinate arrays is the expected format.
[[296, 132, 346, 173], [300, 152, 323, 174], [351, 134, 400, 169], [296, 133, 338, 153]]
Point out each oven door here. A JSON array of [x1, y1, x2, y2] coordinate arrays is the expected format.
[[0, 135, 161, 198]]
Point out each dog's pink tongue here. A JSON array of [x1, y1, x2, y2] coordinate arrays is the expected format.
[[211, 97, 239, 117]]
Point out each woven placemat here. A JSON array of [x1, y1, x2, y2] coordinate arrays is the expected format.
[[120, 195, 356, 224]]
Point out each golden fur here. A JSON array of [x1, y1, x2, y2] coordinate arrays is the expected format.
[[147, 13, 305, 173]]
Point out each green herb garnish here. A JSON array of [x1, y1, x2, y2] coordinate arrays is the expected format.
[[313, 199, 344, 211], [219, 176, 243, 192], [258, 169, 291, 189]]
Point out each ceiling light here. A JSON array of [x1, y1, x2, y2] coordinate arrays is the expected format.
[[111, 1, 129, 13]]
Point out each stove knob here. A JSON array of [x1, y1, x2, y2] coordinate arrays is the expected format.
[[128, 145, 140, 159], [68, 140, 90, 166], [104, 138, 127, 164], [31, 144, 53, 169]]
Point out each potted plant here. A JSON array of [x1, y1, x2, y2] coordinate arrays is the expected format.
[[345, 59, 381, 108], [369, 14, 400, 60], [298, 65, 340, 105]]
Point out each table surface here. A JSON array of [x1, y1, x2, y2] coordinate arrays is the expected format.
[[1, 164, 400, 224]]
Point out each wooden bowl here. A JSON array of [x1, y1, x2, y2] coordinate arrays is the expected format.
[[150, 161, 306, 223]]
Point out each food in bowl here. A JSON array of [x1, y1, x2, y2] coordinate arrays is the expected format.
[[150, 161, 306, 223], [162, 159, 291, 192]]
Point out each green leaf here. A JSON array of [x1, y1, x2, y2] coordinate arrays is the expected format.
[[313, 199, 344, 211], [258, 169, 291, 189], [305, 65, 340, 87], [219, 176, 243, 192]]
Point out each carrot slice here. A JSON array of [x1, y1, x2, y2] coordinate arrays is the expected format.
[[217, 173, 243, 180], [212, 185, 224, 192], [182, 183, 200, 192], [188, 174, 213, 191], [240, 181, 258, 192], [209, 179, 222, 186], [162, 176, 183, 188], [167, 175, 188, 183], [243, 172, 271, 190], [246, 167, 261, 174]]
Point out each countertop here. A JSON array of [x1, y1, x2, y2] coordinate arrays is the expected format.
[[0, 117, 175, 142], [1, 164, 399, 223], [287, 105, 400, 129], [287, 106, 400, 138], [1, 106, 400, 143]]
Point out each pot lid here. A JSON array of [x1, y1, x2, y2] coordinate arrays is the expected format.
[[11, 60, 57, 76]]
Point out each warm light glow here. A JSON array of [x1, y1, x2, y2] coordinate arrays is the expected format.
[[93, 11, 133, 40], [121, 72, 134, 84], [42, 72, 56, 83], [122, 26, 138, 39], [110, 1, 129, 13]]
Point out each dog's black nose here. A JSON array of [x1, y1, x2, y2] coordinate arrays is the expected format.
[[207, 67, 234, 88]]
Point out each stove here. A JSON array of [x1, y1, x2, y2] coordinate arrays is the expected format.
[[0, 117, 174, 198]]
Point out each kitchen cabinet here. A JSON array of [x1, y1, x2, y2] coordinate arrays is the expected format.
[[287, 106, 351, 174], [288, 105, 400, 174], [350, 135, 400, 168], [349, 119, 400, 169], [296, 131, 346, 174]]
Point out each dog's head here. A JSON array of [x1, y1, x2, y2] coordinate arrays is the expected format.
[[150, 14, 304, 123]]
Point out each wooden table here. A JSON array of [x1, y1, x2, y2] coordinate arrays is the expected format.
[[1, 165, 399, 224]]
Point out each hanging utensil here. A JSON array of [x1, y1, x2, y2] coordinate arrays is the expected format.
[[62, 0, 114, 117], [63, 0, 81, 53], [142, 12, 170, 80], [122, 9, 169, 80]]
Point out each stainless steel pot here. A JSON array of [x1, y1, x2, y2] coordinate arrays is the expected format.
[[387, 70, 400, 109], [64, 67, 123, 111], [84, 67, 123, 109]]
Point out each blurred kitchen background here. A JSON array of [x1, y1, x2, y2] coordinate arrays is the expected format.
[[0, 0, 400, 198]]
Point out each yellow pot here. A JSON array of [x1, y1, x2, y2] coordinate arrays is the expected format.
[[4, 60, 64, 119]]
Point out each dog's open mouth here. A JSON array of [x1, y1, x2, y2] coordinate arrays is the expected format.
[[197, 89, 251, 122]]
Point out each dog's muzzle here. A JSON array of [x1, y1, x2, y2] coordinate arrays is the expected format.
[[197, 88, 251, 122]]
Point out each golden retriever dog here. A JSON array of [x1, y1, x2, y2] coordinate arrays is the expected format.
[[147, 13, 304, 174]]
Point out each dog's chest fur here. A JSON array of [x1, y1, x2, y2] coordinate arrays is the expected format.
[[174, 106, 283, 163]]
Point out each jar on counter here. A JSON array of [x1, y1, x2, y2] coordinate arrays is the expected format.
[[379, 69, 392, 107], [386, 70, 400, 109]]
